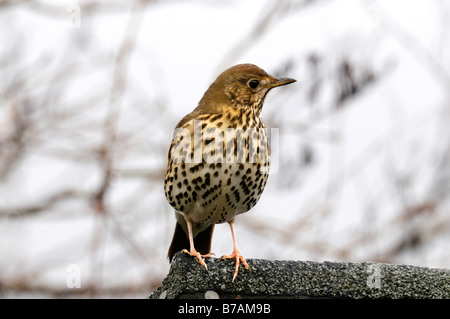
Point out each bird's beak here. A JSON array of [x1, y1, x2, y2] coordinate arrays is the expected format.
[[268, 77, 297, 88]]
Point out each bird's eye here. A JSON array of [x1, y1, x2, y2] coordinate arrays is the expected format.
[[248, 79, 259, 89]]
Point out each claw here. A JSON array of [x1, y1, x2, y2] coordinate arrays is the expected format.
[[221, 250, 250, 281], [182, 249, 212, 270]]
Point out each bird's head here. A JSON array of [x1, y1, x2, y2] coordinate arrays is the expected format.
[[199, 64, 296, 114]]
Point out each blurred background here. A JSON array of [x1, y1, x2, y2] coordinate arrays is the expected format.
[[0, 0, 449, 298]]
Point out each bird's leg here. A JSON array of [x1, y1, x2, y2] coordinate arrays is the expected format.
[[221, 220, 250, 281], [182, 218, 211, 270]]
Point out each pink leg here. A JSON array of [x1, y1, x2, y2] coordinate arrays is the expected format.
[[182, 218, 212, 270], [221, 220, 250, 281]]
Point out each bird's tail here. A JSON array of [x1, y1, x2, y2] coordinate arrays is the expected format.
[[167, 222, 214, 262]]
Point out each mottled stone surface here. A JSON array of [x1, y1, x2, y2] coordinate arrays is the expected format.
[[149, 252, 450, 299]]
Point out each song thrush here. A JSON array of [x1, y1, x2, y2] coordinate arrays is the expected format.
[[164, 64, 296, 280]]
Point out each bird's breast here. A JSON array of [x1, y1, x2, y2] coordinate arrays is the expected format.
[[164, 110, 270, 224]]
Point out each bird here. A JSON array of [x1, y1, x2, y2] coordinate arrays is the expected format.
[[164, 63, 296, 281]]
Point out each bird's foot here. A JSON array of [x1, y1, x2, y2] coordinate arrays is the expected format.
[[221, 250, 250, 281], [182, 249, 213, 270]]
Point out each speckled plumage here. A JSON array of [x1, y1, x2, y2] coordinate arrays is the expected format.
[[164, 64, 295, 280]]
